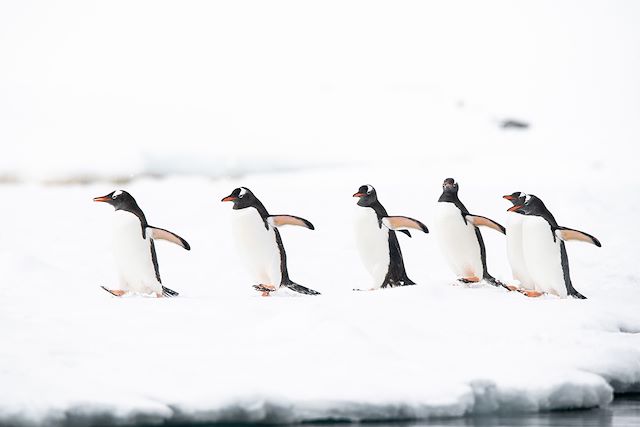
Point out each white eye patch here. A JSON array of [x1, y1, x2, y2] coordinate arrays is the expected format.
[[112, 190, 123, 198], [238, 187, 248, 198], [366, 185, 373, 194]]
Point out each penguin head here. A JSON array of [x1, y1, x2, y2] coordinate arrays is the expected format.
[[93, 190, 139, 212], [503, 191, 527, 210], [221, 187, 257, 210], [352, 184, 378, 207], [508, 194, 543, 215], [442, 178, 459, 194]]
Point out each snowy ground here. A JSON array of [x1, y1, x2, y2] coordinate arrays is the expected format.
[[1, 156, 640, 426], [2, 1, 640, 425]]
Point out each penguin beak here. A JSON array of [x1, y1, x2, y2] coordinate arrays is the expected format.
[[353, 192, 365, 198], [508, 205, 523, 212], [93, 195, 111, 203], [221, 195, 237, 202], [503, 195, 515, 200]]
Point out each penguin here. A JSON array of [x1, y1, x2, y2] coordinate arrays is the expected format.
[[221, 187, 320, 296], [508, 194, 601, 299], [93, 190, 190, 297], [352, 184, 428, 289], [502, 191, 536, 293], [434, 178, 508, 288]]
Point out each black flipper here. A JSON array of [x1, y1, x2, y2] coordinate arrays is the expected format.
[[398, 229, 412, 238], [162, 286, 179, 297], [282, 281, 321, 295], [560, 242, 587, 299]]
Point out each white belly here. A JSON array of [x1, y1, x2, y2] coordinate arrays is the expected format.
[[434, 203, 483, 279], [112, 211, 162, 294], [231, 208, 282, 287], [522, 216, 567, 297], [354, 208, 390, 288], [505, 212, 535, 290]]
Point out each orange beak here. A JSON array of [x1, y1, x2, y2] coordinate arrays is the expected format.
[[353, 192, 365, 198], [503, 195, 514, 200], [93, 196, 111, 203], [221, 195, 237, 202], [508, 205, 523, 212]]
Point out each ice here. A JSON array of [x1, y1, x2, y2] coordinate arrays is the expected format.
[[1, 0, 640, 425], [0, 165, 639, 426]]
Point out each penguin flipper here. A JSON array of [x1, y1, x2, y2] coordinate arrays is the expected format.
[[283, 281, 321, 295], [146, 226, 191, 250], [465, 215, 506, 234], [381, 216, 429, 234], [555, 227, 601, 247], [161, 286, 179, 297], [267, 215, 315, 230]]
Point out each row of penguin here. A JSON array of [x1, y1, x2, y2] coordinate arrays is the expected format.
[[94, 178, 601, 299]]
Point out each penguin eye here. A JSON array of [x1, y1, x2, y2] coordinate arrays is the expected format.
[[112, 194, 117, 199], [238, 194, 244, 199]]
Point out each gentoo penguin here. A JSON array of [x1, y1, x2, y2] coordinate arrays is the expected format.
[[434, 178, 508, 288], [503, 192, 536, 293], [352, 185, 428, 289], [93, 190, 190, 297], [509, 194, 601, 299], [221, 187, 320, 296]]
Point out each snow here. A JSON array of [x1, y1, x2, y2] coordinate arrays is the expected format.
[[1, 0, 640, 425], [1, 164, 640, 426]]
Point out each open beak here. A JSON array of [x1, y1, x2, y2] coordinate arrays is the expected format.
[[221, 195, 237, 202], [353, 192, 365, 198], [93, 195, 111, 203], [508, 205, 523, 212], [503, 195, 514, 200]]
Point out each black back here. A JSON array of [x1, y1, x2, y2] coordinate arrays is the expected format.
[[222, 187, 318, 293], [354, 185, 415, 287], [515, 194, 585, 298], [438, 178, 494, 282]]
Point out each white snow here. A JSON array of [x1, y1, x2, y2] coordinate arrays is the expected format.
[[0, 164, 639, 426], [1, 0, 640, 425]]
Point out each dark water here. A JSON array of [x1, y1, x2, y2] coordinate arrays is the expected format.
[[122, 396, 640, 427], [380, 396, 640, 427]]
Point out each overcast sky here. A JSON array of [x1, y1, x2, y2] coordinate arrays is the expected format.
[[1, 1, 639, 179]]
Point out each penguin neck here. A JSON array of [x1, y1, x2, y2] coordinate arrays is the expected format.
[[246, 199, 271, 226], [117, 204, 148, 231], [438, 192, 468, 214], [535, 207, 558, 228], [368, 200, 388, 220]]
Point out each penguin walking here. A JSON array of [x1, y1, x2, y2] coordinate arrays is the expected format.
[[503, 192, 536, 293], [352, 185, 428, 290], [508, 194, 601, 299], [221, 187, 320, 296], [93, 190, 190, 297], [434, 178, 508, 289]]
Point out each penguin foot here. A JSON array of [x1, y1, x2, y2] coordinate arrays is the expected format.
[[253, 284, 276, 296], [458, 277, 481, 284], [517, 289, 544, 298], [100, 286, 126, 297]]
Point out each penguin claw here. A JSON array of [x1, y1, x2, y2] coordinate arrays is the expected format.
[[100, 286, 125, 297], [253, 284, 276, 294], [517, 289, 544, 298]]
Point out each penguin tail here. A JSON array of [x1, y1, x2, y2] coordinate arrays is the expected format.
[[283, 281, 321, 296], [161, 286, 180, 297], [483, 275, 511, 291], [568, 289, 587, 299]]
